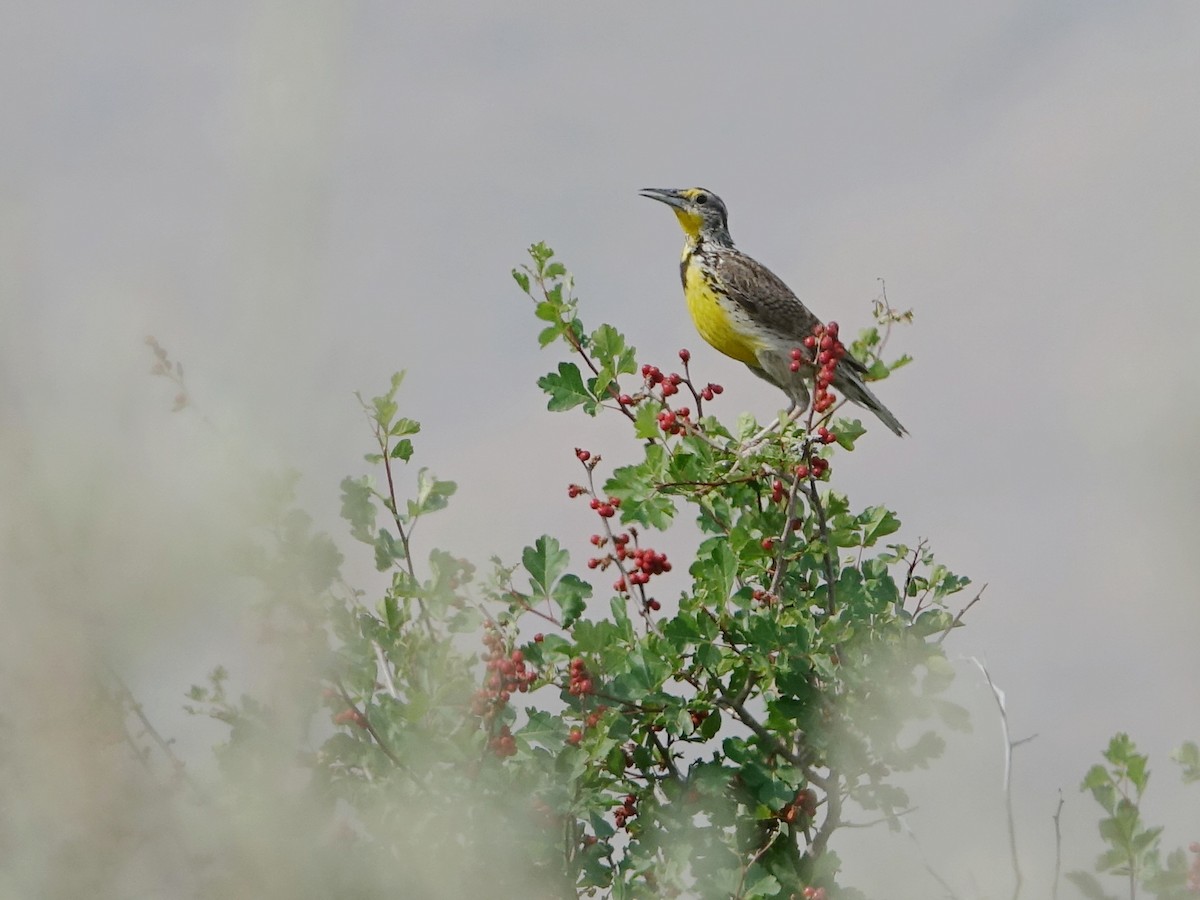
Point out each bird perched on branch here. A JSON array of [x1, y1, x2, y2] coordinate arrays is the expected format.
[[639, 187, 906, 436]]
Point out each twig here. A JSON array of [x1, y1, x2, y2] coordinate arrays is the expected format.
[[372, 641, 399, 700], [734, 825, 784, 899], [334, 679, 408, 775], [969, 657, 1029, 900], [804, 480, 838, 614], [902, 817, 963, 899], [769, 472, 807, 596], [936, 585, 988, 645], [105, 664, 196, 790], [1052, 791, 1064, 900]]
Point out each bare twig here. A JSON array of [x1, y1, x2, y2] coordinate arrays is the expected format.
[[734, 824, 784, 899], [1052, 790, 1065, 900], [969, 657, 1030, 900], [372, 641, 399, 700], [936, 585, 988, 645], [105, 664, 196, 790], [902, 817, 964, 900]]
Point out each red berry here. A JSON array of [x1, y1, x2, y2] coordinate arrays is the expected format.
[[575, 448, 590, 462], [618, 393, 634, 405], [534, 633, 544, 643], [567, 728, 583, 745], [678, 348, 691, 362], [762, 538, 775, 552], [710, 383, 723, 394]]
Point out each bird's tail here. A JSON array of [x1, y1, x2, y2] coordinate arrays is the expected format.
[[838, 372, 907, 437]]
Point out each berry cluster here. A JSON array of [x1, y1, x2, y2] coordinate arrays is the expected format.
[[587, 530, 670, 611], [641, 353, 724, 427], [800, 321, 844, 417], [471, 623, 536, 756], [656, 406, 691, 435], [567, 449, 622, 517], [332, 707, 368, 729], [751, 588, 777, 607], [611, 352, 723, 415], [613, 793, 638, 830], [794, 456, 830, 480], [568, 656, 594, 696], [781, 788, 818, 825], [770, 478, 786, 504]]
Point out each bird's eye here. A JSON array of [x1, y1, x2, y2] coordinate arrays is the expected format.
[[695, 193, 709, 205]]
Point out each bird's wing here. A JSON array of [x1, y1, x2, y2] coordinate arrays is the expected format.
[[717, 251, 870, 375]]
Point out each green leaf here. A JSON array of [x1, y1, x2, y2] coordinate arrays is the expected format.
[[552, 573, 591, 627], [512, 268, 530, 293], [741, 872, 780, 898], [605, 452, 676, 530], [519, 710, 565, 749], [528, 241, 554, 271], [1064, 872, 1118, 900], [632, 403, 661, 440], [606, 745, 627, 776], [339, 476, 376, 542], [523, 535, 569, 598], [861, 506, 902, 546], [691, 537, 736, 603], [408, 469, 456, 518], [1171, 740, 1200, 783], [388, 417, 420, 437], [537, 362, 591, 412], [374, 529, 399, 571], [390, 438, 414, 461], [834, 418, 867, 451], [590, 324, 638, 376]]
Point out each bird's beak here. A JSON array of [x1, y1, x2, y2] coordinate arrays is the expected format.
[[639, 187, 688, 211]]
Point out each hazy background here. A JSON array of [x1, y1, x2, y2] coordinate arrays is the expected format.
[[2, 2, 1198, 897]]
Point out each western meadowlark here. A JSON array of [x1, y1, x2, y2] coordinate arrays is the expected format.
[[639, 187, 907, 437]]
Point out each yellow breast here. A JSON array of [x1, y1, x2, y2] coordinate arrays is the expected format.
[[682, 257, 762, 366]]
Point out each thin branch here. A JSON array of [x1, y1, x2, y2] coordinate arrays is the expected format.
[[372, 641, 399, 700], [969, 657, 1029, 900], [936, 585, 988, 645], [1052, 791, 1064, 900], [334, 679, 408, 775], [839, 806, 918, 828], [804, 479, 838, 614], [734, 824, 784, 899], [902, 817, 964, 900], [105, 664, 196, 790], [769, 469, 807, 596]]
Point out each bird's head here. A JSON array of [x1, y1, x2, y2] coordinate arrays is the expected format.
[[639, 187, 732, 244]]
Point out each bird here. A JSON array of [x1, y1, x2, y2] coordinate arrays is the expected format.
[[639, 187, 906, 437]]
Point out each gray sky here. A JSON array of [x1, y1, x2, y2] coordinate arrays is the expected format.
[[3, 2, 1198, 896]]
